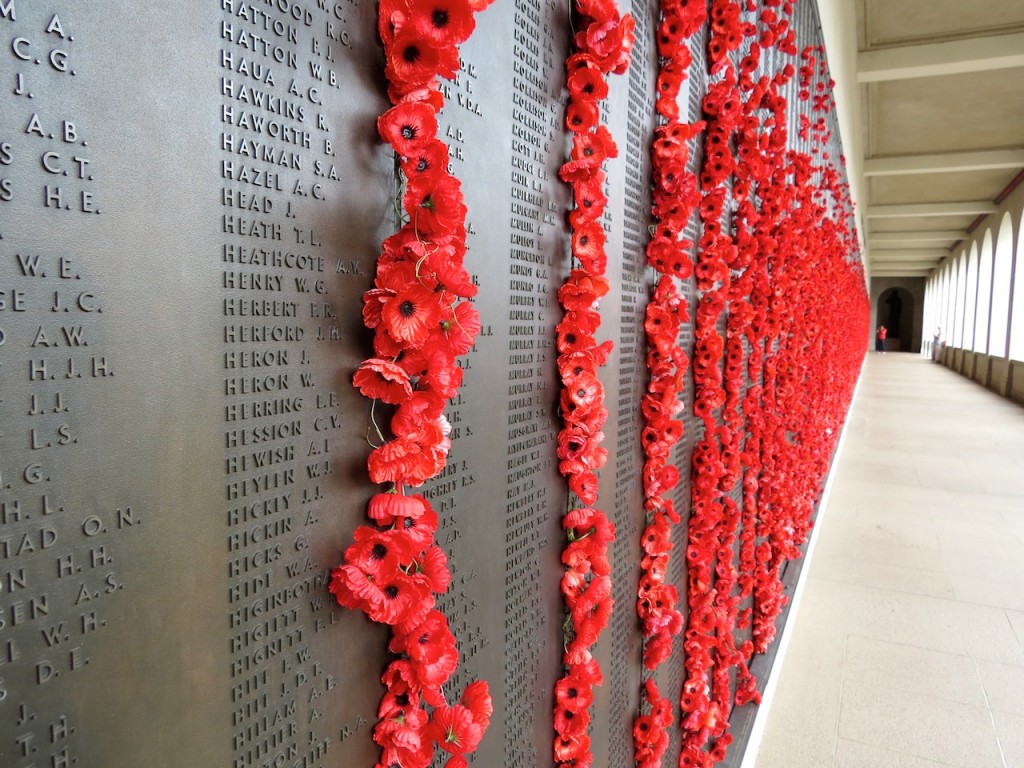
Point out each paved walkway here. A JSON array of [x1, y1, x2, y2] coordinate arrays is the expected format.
[[754, 353, 1024, 768]]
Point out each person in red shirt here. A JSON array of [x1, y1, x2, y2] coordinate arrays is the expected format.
[[876, 325, 887, 353]]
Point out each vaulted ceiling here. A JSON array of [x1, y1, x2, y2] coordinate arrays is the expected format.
[[855, 0, 1024, 279]]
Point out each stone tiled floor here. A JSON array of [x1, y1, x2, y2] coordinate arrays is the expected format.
[[754, 353, 1024, 768]]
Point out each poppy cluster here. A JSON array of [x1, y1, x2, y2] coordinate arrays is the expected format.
[[633, 1, 707, 764], [678, 5, 753, 765], [632, 678, 674, 768], [330, 0, 869, 765], [746, 43, 863, 658], [553, 0, 634, 765], [677, 3, 867, 766], [330, 0, 495, 765], [330, 493, 492, 767]]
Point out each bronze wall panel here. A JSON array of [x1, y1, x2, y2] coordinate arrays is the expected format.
[[417, 0, 574, 763], [592, 0, 661, 762], [0, 1, 655, 766], [1, 3, 391, 765]]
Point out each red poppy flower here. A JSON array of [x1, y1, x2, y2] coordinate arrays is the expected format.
[[559, 271, 611, 311], [405, 174, 467, 240], [652, 131, 687, 164], [563, 507, 615, 544], [643, 632, 676, 670], [640, 520, 671, 557], [379, 101, 439, 156], [570, 574, 611, 624], [401, 137, 451, 180], [392, 606, 456, 659], [333, 565, 429, 626], [434, 299, 480, 356], [574, 125, 618, 165], [353, 358, 415, 404], [566, 604, 610, 659], [572, 220, 607, 273], [414, 545, 452, 593], [561, 370, 604, 418], [557, 428, 590, 463], [377, 0, 408, 48], [556, 323, 597, 355], [388, 80, 446, 111], [569, 471, 599, 505], [429, 258, 476, 298], [419, 355, 463, 401], [381, 226, 433, 269], [368, 492, 427, 525], [702, 72, 740, 119], [567, 64, 609, 101], [554, 732, 590, 764], [381, 659, 420, 697], [554, 703, 591, 737], [379, 682, 421, 721], [638, 584, 680, 630], [375, 702, 429, 751], [646, 236, 683, 277], [381, 282, 443, 344], [562, 568, 588, 603], [368, 436, 431, 486], [573, 175, 608, 218], [392, 390, 445, 435], [654, 157, 690, 195], [327, 563, 371, 613], [410, 0, 476, 45], [575, 0, 615, 23], [344, 526, 419, 576], [634, 714, 659, 747], [656, 93, 680, 121], [644, 301, 675, 338], [391, 501, 439, 553], [578, 14, 636, 74], [561, 339, 613, 377], [566, 98, 600, 132], [460, 680, 493, 728], [429, 704, 484, 754], [386, 29, 443, 92], [362, 287, 392, 331], [694, 256, 729, 288], [640, 425, 672, 459], [569, 307, 604, 335], [554, 674, 594, 714], [381, 418, 447, 485]]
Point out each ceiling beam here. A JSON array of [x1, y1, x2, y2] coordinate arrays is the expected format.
[[869, 249, 948, 260], [868, 230, 968, 244], [857, 32, 1024, 82], [866, 201, 998, 218], [872, 267, 936, 274], [873, 274, 935, 280], [869, 258, 941, 267], [873, 276, 935, 281], [864, 149, 1024, 176]]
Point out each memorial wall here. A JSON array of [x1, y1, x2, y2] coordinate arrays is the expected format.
[[1, 2, 867, 767]]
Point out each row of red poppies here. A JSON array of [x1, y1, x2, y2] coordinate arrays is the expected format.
[[679, 3, 866, 766], [329, 0, 868, 766], [328, 0, 497, 766], [632, 0, 709, 763], [551, 0, 637, 765]]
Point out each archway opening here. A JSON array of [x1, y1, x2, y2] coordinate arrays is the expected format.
[[878, 287, 916, 351]]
